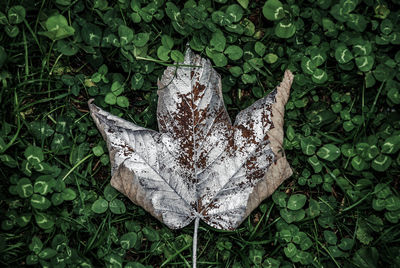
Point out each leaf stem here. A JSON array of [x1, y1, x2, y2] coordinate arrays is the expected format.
[[193, 216, 200, 268]]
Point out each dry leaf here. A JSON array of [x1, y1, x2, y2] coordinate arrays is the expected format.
[[89, 49, 293, 231]]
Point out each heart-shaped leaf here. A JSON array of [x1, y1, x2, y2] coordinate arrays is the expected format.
[[262, 0, 285, 21], [40, 14, 75, 41], [317, 144, 341, 161]]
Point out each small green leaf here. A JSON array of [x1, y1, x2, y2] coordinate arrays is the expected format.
[[157, 46, 170, 61], [92, 198, 108, 214], [355, 56, 374, 72], [35, 213, 54, 229], [92, 145, 104, 156], [105, 92, 117, 105], [51, 192, 63, 206], [312, 69, 328, 84], [16, 214, 31, 227], [254, 42, 266, 56], [284, 243, 297, 258], [356, 224, 373, 245], [210, 31, 226, 52], [211, 52, 228, 67], [322, 17, 337, 36], [61, 188, 76, 201], [263, 258, 280, 268], [323, 230, 338, 245], [34, 177, 53, 195], [310, 48, 327, 66], [229, 66, 243, 77], [317, 144, 341, 161], [264, 53, 278, 64], [161, 35, 174, 50], [142, 226, 160, 242], [351, 156, 368, 171], [100, 154, 109, 165], [375, 184, 392, 199], [120, 232, 138, 249], [372, 198, 386, 211], [301, 137, 317, 155], [237, 0, 249, 9], [343, 120, 355, 132], [24, 145, 44, 165], [387, 87, 400, 104], [111, 81, 124, 96], [385, 195, 400, 211], [242, 18, 255, 36], [300, 237, 313, 251], [224, 45, 243, 60], [365, 72, 375, 88], [301, 57, 316, 75], [5, 25, 19, 38], [104, 184, 117, 201], [241, 73, 257, 84], [17, 178, 33, 198], [306, 198, 320, 218], [381, 135, 400, 154], [353, 41, 372, 56], [373, 63, 393, 82], [131, 73, 144, 90], [252, 87, 263, 98], [346, 14, 367, 32], [338, 238, 354, 251], [40, 14, 75, 41], [38, 248, 57, 260], [226, 4, 243, 23], [279, 229, 292, 242], [29, 236, 43, 254], [8, 5, 26, 24], [117, 96, 129, 108], [109, 199, 126, 214], [29, 121, 54, 140], [31, 194, 51, 210], [118, 25, 134, 46], [81, 23, 102, 47], [104, 254, 123, 267], [308, 155, 322, 173], [262, 0, 285, 21], [371, 154, 392, 172], [275, 20, 296, 39], [287, 194, 307, 210], [335, 45, 353, 64], [272, 191, 287, 207], [133, 32, 150, 47], [171, 50, 184, 62]]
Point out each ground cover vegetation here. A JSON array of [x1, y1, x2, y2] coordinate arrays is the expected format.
[[0, 0, 400, 267]]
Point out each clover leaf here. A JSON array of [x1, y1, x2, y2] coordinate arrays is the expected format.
[[40, 14, 75, 41]]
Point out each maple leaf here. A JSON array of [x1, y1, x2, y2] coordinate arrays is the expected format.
[[89, 49, 293, 232]]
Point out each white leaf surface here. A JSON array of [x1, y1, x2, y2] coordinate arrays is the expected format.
[[89, 48, 293, 230]]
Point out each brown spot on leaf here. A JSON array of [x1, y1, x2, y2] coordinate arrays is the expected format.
[[193, 82, 206, 103]]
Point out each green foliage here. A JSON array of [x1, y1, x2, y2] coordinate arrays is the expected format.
[[1, 0, 400, 267], [39, 14, 75, 41]]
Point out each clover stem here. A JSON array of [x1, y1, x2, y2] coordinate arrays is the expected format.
[[192, 216, 200, 268]]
